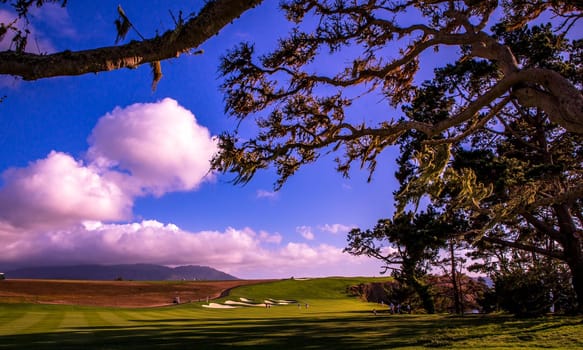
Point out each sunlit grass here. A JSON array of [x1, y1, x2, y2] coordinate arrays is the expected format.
[[0, 278, 582, 349]]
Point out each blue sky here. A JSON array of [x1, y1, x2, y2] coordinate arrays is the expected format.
[[0, 1, 424, 278]]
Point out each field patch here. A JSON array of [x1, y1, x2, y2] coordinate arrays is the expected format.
[[0, 279, 273, 307], [0, 312, 48, 335]]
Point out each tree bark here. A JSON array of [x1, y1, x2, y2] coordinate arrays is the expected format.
[[0, 0, 263, 80], [471, 33, 583, 135], [450, 241, 462, 315], [408, 274, 435, 314], [512, 68, 583, 135]]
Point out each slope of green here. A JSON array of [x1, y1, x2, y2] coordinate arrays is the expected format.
[[0, 277, 582, 349], [227, 277, 382, 300]]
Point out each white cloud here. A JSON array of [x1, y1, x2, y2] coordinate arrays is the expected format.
[[0, 222, 383, 279], [88, 98, 217, 196], [256, 189, 278, 199], [318, 223, 354, 234], [296, 225, 315, 240], [259, 230, 282, 244], [0, 98, 216, 229], [0, 151, 132, 229], [0, 96, 385, 279]]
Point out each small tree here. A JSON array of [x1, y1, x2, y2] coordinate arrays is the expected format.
[[345, 208, 451, 314]]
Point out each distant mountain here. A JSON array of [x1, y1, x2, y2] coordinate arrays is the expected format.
[[5, 264, 238, 281]]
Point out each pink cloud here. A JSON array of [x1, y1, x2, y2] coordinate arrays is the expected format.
[[259, 230, 282, 244], [0, 98, 216, 230], [0, 151, 132, 229], [318, 223, 354, 234], [296, 225, 315, 240], [0, 97, 382, 279], [88, 98, 217, 196], [0, 221, 383, 279]]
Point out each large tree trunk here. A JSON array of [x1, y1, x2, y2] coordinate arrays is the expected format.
[[554, 204, 583, 313], [568, 260, 583, 313], [562, 233, 583, 313], [409, 275, 435, 314], [0, 0, 263, 80]]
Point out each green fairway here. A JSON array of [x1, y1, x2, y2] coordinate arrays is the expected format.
[[0, 277, 582, 349]]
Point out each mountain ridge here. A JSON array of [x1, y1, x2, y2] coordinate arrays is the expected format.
[[4, 263, 238, 281]]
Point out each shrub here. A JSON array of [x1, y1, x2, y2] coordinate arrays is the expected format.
[[494, 269, 552, 317]]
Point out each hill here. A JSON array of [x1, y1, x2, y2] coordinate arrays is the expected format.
[[4, 264, 237, 281]]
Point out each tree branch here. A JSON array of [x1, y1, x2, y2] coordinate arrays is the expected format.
[[0, 0, 263, 80], [480, 235, 565, 260], [520, 211, 562, 243]]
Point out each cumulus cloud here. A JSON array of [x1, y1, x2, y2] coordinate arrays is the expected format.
[[0, 151, 132, 229], [259, 230, 282, 244], [318, 223, 354, 234], [0, 97, 383, 278], [296, 225, 315, 240], [0, 98, 216, 229], [0, 221, 381, 278], [88, 98, 217, 196]]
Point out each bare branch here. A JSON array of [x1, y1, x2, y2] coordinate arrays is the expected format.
[[0, 0, 263, 80]]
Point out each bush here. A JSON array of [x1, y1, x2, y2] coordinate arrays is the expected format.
[[494, 269, 552, 317]]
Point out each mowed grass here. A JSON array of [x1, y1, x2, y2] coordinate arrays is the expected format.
[[0, 277, 582, 349]]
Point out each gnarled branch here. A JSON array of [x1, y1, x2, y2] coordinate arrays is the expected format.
[[0, 0, 263, 81]]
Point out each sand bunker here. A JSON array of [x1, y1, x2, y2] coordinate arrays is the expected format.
[[225, 300, 266, 307], [202, 303, 239, 309], [202, 297, 299, 308]]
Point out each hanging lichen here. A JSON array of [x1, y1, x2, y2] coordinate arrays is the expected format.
[[150, 61, 163, 91]]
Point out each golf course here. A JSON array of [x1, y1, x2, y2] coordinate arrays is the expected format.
[[1, 277, 582, 349]]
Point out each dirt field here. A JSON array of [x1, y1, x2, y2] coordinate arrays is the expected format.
[[0, 279, 274, 307]]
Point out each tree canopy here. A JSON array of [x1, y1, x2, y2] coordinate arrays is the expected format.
[[214, 1, 581, 188], [211, 0, 583, 313]]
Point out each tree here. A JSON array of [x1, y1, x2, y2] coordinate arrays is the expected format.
[[0, 0, 263, 84], [495, 267, 553, 317], [426, 273, 487, 314], [395, 22, 583, 311], [470, 237, 578, 315], [212, 0, 582, 311], [441, 238, 467, 315], [345, 208, 450, 314]]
